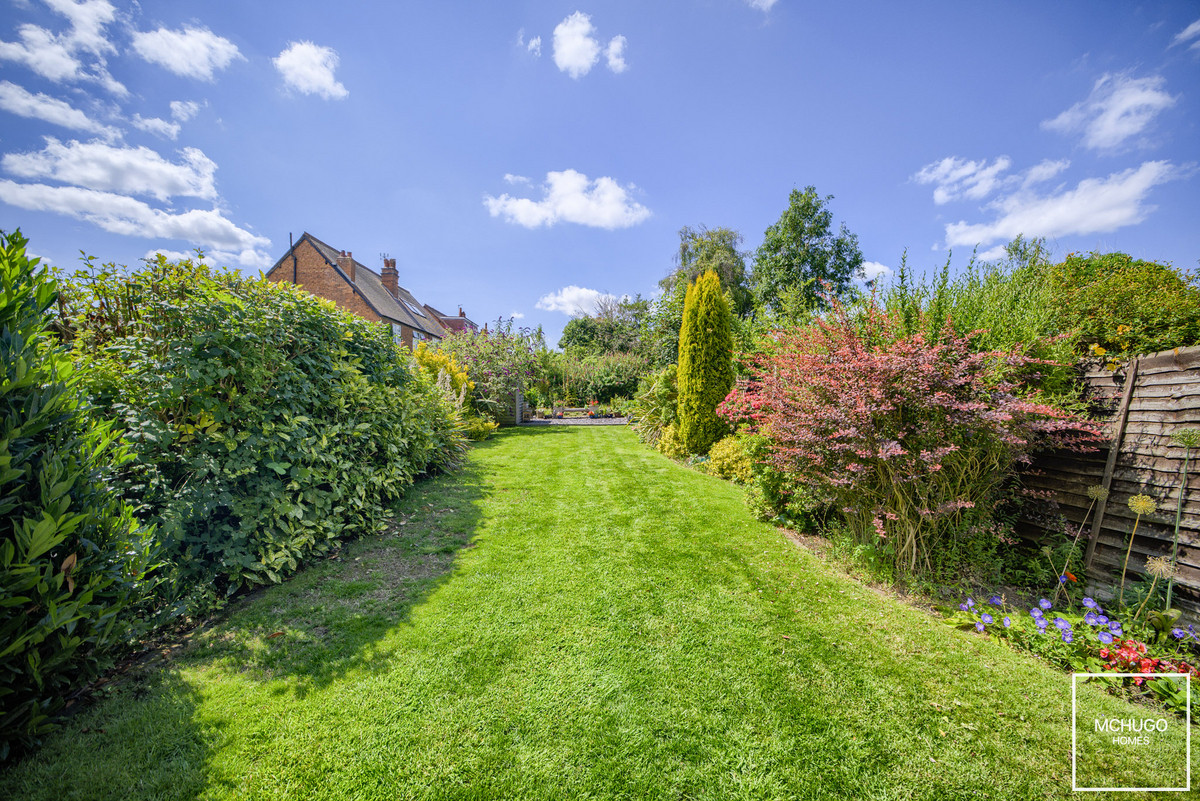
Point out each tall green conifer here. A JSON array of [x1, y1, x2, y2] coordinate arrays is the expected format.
[[677, 271, 734, 454]]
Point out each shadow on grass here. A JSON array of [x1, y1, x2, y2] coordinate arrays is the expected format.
[[169, 449, 504, 700], [0, 670, 211, 801]]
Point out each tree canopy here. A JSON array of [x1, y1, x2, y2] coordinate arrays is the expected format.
[[752, 186, 863, 318]]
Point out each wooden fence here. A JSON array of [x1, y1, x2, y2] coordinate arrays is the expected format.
[[1020, 345, 1200, 616]]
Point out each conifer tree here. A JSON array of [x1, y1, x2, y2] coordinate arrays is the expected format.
[[677, 270, 734, 454]]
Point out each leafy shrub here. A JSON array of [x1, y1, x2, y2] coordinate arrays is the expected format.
[[656, 423, 688, 460], [881, 239, 1082, 408], [58, 255, 463, 615], [412, 341, 473, 397], [705, 435, 753, 484], [461, 414, 499, 441], [0, 232, 156, 758], [677, 271, 734, 454], [577, 351, 649, 403], [722, 296, 1100, 576], [439, 318, 540, 418], [1047, 251, 1200, 358], [631, 365, 677, 445]]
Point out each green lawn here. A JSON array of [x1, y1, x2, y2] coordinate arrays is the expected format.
[[1, 426, 1191, 800]]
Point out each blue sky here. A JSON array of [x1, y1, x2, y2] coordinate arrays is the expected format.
[[1, 1, 1197, 347]]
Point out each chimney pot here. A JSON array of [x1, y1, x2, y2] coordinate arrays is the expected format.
[[381, 257, 399, 297], [459, 306, 465, 317], [337, 249, 355, 283]]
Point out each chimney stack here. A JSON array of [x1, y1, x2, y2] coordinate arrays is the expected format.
[[337, 250, 356, 283], [381, 258, 399, 297], [458, 306, 465, 317]]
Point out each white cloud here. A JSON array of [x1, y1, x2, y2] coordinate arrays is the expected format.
[[0, 0, 125, 95], [553, 12, 601, 78], [1042, 73, 1177, 150], [858, 261, 893, 281], [0, 180, 271, 265], [605, 35, 627, 73], [143, 246, 272, 270], [170, 100, 202, 121], [1171, 19, 1200, 50], [913, 156, 1012, 204], [516, 29, 541, 57], [1021, 158, 1070, 188], [510, 311, 526, 319], [484, 169, 651, 229], [746, 0, 779, 10], [2, 138, 218, 200], [0, 80, 118, 138], [131, 113, 180, 140], [273, 41, 348, 100], [943, 160, 1177, 250], [131, 25, 243, 81], [535, 285, 616, 316]]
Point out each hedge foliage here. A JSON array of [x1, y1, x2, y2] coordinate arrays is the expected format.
[[58, 255, 465, 615], [676, 271, 734, 455], [1047, 251, 1200, 359], [0, 232, 155, 758]]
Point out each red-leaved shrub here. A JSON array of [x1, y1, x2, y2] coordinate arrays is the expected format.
[[720, 298, 1100, 574]]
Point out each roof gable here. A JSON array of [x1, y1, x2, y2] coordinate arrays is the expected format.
[[279, 232, 446, 338]]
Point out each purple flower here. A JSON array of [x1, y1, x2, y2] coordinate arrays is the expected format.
[[981, 613, 994, 624], [1036, 617, 1049, 631], [1038, 598, 1052, 610], [1098, 631, 1114, 644], [1003, 616, 1012, 628], [1030, 608, 1044, 619], [1082, 597, 1097, 609], [1084, 612, 1099, 626], [1054, 617, 1071, 630], [1058, 575, 1068, 584], [1062, 630, 1074, 643], [965, 597, 975, 608], [1096, 615, 1109, 625], [1172, 628, 1186, 639], [959, 603, 969, 611], [1109, 621, 1123, 635], [975, 622, 985, 632], [988, 595, 1002, 606]]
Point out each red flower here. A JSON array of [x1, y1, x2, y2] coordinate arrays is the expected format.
[[1065, 571, 1077, 583]]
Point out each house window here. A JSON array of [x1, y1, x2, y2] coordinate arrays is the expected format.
[[391, 323, 404, 344]]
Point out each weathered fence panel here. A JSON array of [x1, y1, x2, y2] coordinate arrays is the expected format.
[[1021, 345, 1200, 616]]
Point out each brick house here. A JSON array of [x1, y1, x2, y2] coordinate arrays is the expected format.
[[267, 232, 451, 348], [423, 304, 479, 334]]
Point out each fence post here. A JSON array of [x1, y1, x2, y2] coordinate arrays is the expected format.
[[1083, 357, 1140, 570]]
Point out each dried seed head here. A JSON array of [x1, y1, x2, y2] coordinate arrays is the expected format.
[[1146, 556, 1176, 581], [1041, 546, 1053, 558], [1086, 485, 1109, 502], [1128, 494, 1157, 517]]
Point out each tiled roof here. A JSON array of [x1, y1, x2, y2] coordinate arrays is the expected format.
[[277, 232, 446, 339]]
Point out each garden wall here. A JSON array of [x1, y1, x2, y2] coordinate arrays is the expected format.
[[1021, 345, 1200, 615]]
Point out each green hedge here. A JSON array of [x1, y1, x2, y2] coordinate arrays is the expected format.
[[1, 232, 155, 759], [60, 255, 465, 615]]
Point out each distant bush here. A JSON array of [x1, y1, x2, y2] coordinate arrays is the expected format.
[[1047, 251, 1200, 359], [0, 232, 156, 758], [58, 255, 464, 616]]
